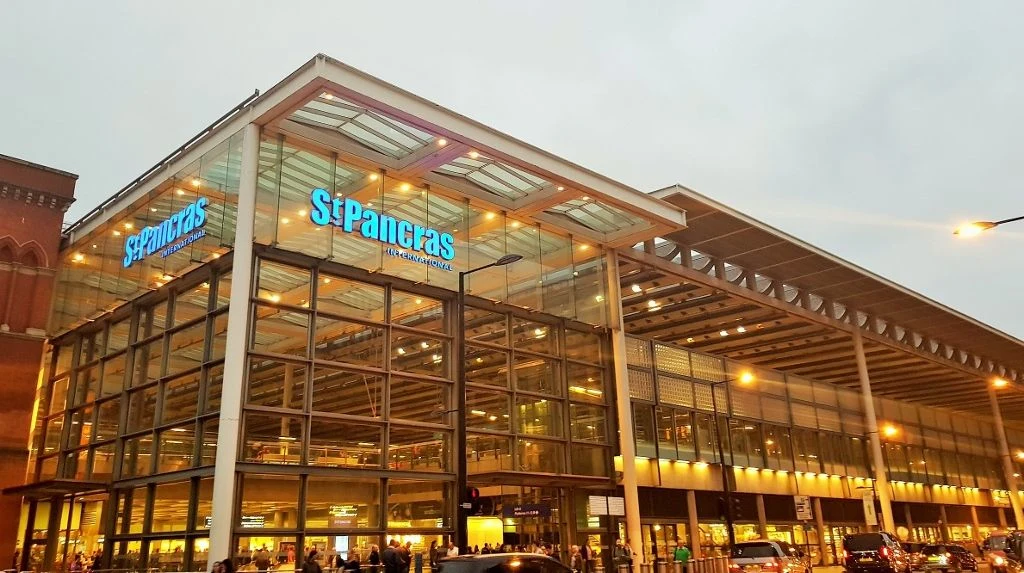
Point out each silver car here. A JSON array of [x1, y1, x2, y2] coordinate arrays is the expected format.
[[729, 540, 808, 573]]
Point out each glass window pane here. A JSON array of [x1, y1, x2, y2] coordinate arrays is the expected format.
[[73, 365, 97, 406], [465, 307, 507, 346], [387, 479, 449, 529], [467, 388, 510, 432], [388, 426, 448, 472], [95, 398, 120, 443], [306, 476, 381, 529], [655, 406, 676, 458], [308, 418, 382, 468], [239, 474, 300, 528], [241, 413, 303, 465], [49, 377, 69, 415], [107, 318, 131, 354], [571, 403, 607, 444], [121, 435, 153, 478], [174, 282, 211, 325], [695, 413, 721, 463], [157, 426, 195, 473], [675, 411, 697, 462], [390, 378, 449, 423], [210, 312, 229, 362], [567, 363, 605, 404], [163, 372, 200, 424], [125, 386, 157, 433], [257, 260, 311, 308], [132, 338, 164, 386], [391, 332, 448, 378], [465, 346, 509, 388], [316, 275, 385, 321], [204, 363, 224, 414], [392, 291, 446, 333], [215, 271, 232, 309], [467, 433, 513, 473], [99, 354, 127, 396], [310, 367, 383, 418], [565, 330, 603, 364], [511, 318, 558, 355], [195, 477, 214, 530], [152, 481, 191, 532], [518, 438, 565, 473], [633, 403, 657, 458], [89, 442, 115, 480], [571, 444, 610, 476], [200, 418, 218, 467], [246, 358, 307, 411], [514, 356, 561, 396], [516, 396, 564, 438], [313, 318, 384, 368], [252, 305, 309, 358]]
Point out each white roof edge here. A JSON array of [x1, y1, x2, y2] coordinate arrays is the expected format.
[[651, 183, 1024, 351]]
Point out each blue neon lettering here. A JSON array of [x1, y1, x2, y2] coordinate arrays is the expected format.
[[309, 188, 332, 225], [121, 197, 210, 268]]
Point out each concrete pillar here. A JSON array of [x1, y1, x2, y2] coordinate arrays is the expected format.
[[606, 250, 643, 570], [281, 365, 294, 455], [208, 121, 260, 569], [853, 330, 895, 532], [756, 495, 768, 538], [904, 504, 915, 541], [938, 505, 949, 542], [687, 490, 701, 559], [998, 507, 1008, 528], [989, 388, 1024, 529], [970, 506, 981, 543], [813, 497, 829, 565]]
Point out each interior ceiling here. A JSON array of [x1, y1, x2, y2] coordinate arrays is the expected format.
[[617, 256, 1024, 422]]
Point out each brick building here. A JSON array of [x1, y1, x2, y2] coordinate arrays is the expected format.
[[0, 154, 76, 567]]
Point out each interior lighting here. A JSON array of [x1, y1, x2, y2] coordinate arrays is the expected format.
[[202, 282, 210, 289], [369, 173, 379, 181], [72, 253, 85, 263], [322, 277, 332, 284], [488, 415, 498, 421], [736, 326, 747, 333], [581, 196, 590, 201], [400, 183, 412, 192], [882, 424, 899, 438], [468, 151, 479, 159], [191, 178, 201, 188], [719, 330, 729, 337], [695, 462, 709, 469], [267, 293, 281, 303], [124, 222, 134, 230], [1016, 451, 1024, 461], [161, 274, 173, 282], [298, 209, 307, 217], [686, 337, 695, 343], [421, 341, 429, 349], [414, 298, 423, 304], [738, 371, 755, 385], [631, 284, 643, 293], [993, 377, 1010, 389], [578, 244, 590, 251], [471, 410, 486, 416], [510, 220, 521, 228], [322, 93, 334, 100], [176, 189, 185, 196], [397, 348, 406, 355], [485, 212, 496, 221], [437, 138, 448, 146], [557, 186, 565, 191], [150, 207, 158, 212], [647, 300, 658, 308], [91, 244, 97, 249], [595, 295, 604, 302]]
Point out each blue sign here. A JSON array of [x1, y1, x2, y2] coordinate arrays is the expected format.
[[122, 197, 208, 268], [309, 188, 455, 270]]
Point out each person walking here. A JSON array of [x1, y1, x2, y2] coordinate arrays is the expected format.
[[302, 550, 324, 573], [429, 541, 438, 571], [673, 539, 691, 572], [254, 546, 272, 573], [369, 545, 381, 573], [581, 540, 595, 573], [613, 539, 634, 569], [400, 542, 412, 573], [344, 549, 361, 573], [383, 540, 401, 573]]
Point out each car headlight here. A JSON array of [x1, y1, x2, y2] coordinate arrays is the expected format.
[[995, 557, 1006, 566]]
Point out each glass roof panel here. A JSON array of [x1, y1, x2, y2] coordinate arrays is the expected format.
[[287, 92, 435, 159], [545, 198, 651, 235], [434, 155, 551, 201]]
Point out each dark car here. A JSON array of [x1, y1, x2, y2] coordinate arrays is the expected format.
[[902, 543, 926, 571], [920, 545, 976, 573], [437, 553, 571, 573], [843, 532, 910, 573]]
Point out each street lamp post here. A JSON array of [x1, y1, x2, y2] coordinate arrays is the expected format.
[[709, 371, 754, 549], [953, 215, 1024, 237], [455, 253, 523, 552]]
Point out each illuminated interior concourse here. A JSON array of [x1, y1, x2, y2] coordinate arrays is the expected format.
[[9, 54, 1024, 573]]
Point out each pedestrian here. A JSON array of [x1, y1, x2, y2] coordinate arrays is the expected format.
[[400, 542, 412, 573], [302, 550, 324, 573], [370, 544, 381, 573], [570, 546, 583, 573], [446, 542, 459, 558], [344, 549, 361, 573], [254, 546, 272, 573], [429, 541, 438, 571], [383, 540, 401, 573], [613, 539, 634, 568], [673, 538, 691, 571], [581, 540, 594, 573]]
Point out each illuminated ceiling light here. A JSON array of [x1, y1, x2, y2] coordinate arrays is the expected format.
[[578, 244, 590, 251], [322, 93, 334, 100], [154, 281, 164, 288], [369, 173, 379, 181], [322, 277, 332, 284], [72, 253, 85, 263], [150, 208, 158, 212], [124, 222, 133, 230], [993, 377, 1009, 389], [414, 298, 423, 304], [468, 151, 479, 159], [738, 371, 755, 385], [475, 357, 483, 363], [421, 341, 429, 349], [161, 274, 173, 282], [437, 138, 448, 146], [595, 295, 604, 302], [202, 282, 210, 289], [432, 354, 442, 363], [510, 220, 521, 228], [485, 212, 496, 221], [647, 300, 658, 308], [882, 424, 899, 438], [765, 439, 775, 446], [298, 209, 308, 217], [191, 178, 201, 188], [176, 189, 185, 196], [488, 415, 498, 421], [399, 183, 412, 192], [471, 410, 486, 416], [557, 186, 565, 191], [267, 293, 281, 303], [397, 348, 406, 355], [281, 217, 291, 224], [695, 462, 709, 469], [631, 284, 643, 293], [736, 326, 747, 333], [1016, 451, 1024, 461], [719, 330, 729, 337], [581, 196, 590, 201], [686, 337, 695, 343], [366, 202, 374, 208]]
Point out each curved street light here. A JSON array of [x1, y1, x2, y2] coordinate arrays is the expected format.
[[953, 215, 1024, 237]]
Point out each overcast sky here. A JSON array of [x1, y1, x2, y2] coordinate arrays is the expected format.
[[3, 1, 1022, 338]]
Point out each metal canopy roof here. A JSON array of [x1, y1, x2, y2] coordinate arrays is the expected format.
[[651, 185, 1024, 377]]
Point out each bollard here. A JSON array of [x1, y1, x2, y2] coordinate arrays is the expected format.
[[673, 561, 684, 573], [618, 564, 631, 573], [657, 561, 669, 573], [693, 558, 704, 573], [415, 553, 423, 573], [640, 562, 653, 573]]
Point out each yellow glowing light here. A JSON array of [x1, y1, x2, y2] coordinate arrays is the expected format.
[[323, 278, 332, 284], [510, 220, 521, 228], [631, 284, 642, 293], [322, 93, 334, 100], [191, 178, 201, 188], [124, 222, 133, 230], [954, 221, 996, 237], [267, 293, 281, 303], [421, 341, 429, 349], [468, 151, 479, 159], [437, 138, 448, 146], [993, 377, 1010, 389], [581, 196, 590, 201], [738, 371, 755, 385], [281, 217, 291, 224], [72, 253, 85, 263], [719, 330, 729, 337], [176, 189, 185, 196], [695, 462, 709, 469], [736, 325, 747, 333], [485, 212, 496, 221], [400, 183, 411, 192], [1016, 451, 1024, 461], [557, 186, 565, 191], [369, 173, 379, 181], [882, 424, 899, 438], [578, 244, 590, 251], [397, 348, 406, 355], [298, 209, 307, 217]]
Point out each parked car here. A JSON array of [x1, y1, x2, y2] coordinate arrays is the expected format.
[[728, 540, 808, 573], [842, 532, 910, 573], [902, 543, 926, 571], [983, 531, 1023, 573], [437, 553, 571, 573], [919, 545, 976, 573]]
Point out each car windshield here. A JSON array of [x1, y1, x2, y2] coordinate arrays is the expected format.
[[732, 543, 778, 558], [989, 537, 1009, 550], [845, 535, 885, 552], [922, 546, 949, 555]]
